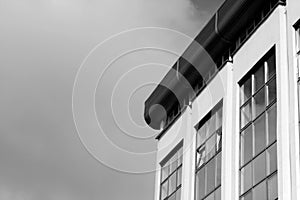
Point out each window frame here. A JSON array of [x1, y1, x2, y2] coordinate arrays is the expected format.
[[159, 141, 183, 200], [239, 47, 278, 200], [194, 100, 223, 200]]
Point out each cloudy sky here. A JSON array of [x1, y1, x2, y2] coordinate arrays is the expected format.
[[0, 0, 223, 199]]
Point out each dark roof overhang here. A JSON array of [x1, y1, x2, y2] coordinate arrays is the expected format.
[[144, 0, 286, 134]]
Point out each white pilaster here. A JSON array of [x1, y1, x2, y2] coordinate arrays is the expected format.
[[222, 62, 238, 200], [182, 106, 195, 200], [277, 5, 293, 200]]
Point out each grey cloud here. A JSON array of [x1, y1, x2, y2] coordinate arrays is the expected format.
[[0, 0, 223, 199]]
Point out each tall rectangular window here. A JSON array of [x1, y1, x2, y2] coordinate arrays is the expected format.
[[160, 144, 183, 200], [239, 48, 278, 200], [295, 25, 300, 55], [195, 101, 222, 200], [296, 24, 300, 76], [295, 23, 300, 153]]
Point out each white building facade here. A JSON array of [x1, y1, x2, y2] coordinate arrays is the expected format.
[[144, 0, 300, 200]]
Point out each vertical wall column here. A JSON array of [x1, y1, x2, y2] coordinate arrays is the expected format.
[[277, 5, 293, 200], [222, 62, 237, 200], [287, 7, 300, 200], [182, 106, 195, 200]]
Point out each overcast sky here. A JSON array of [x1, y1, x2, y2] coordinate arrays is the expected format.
[[0, 0, 223, 199]]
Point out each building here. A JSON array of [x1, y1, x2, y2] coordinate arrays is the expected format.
[[143, 0, 300, 199]]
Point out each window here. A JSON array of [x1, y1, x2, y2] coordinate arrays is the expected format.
[[239, 49, 278, 200], [295, 25, 300, 55], [294, 22, 300, 153], [296, 25, 300, 77], [195, 101, 222, 200], [160, 145, 183, 200], [295, 24, 300, 130]]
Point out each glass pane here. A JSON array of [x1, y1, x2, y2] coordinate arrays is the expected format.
[[208, 114, 216, 138], [241, 163, 252, 195], [161, 164, 169, 181], [216, 130, 222, 152], [178, 148, 183, 166], [267, 143, 277, 175], [268, 173, 278, 200], [161, 180, 168, 200], [267, 54, 276, 79], [169, 191, 176, 200], [241, 125, 253, 166], [267, 78, 276, 105], [253, 87, 266, 119], [241, 78, 252, 105], [204, 192, 214, 200], [198, 124, 207, 148], [267, 104, 277, 145], [168, 173, 177, 195], [241, 102, 252, 128], [216, 153, 221, 187], [254, 114, 266, 156], [254, 65, 265, 92], [196, 168, 206, 200], [177, 167, 182, 186], [170, 155, 178, 174], [298, 83, 300, 120], [216, 108, 223, 130], [215, 187, 221, 200], [206, 135, 216, 161], [242, 191, 252, 200], [253, 152, 266, 185], [206, 158, 216, 194], [297, 28, 300, 52], [197, 146, 206, 169], [176, 187, 181, 200], [253, 181, 267, 200]]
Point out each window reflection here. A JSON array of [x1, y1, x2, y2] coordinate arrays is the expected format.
[[268, 174, 278, 200], [176, 188, 181, 200], [206, 158, 216, 194], [206, 135, 216, 161], [253, 152, 266, 185], [241, 78, 252, 105], [254, 114, 266, 155], [216, 153, 221, 187], [267, 104, 277, 145], [253, 87, 265, 118], [195, 102, 222, 200], [267, 54, 276, 79], [215, 187, 221, 200], [267, 144, 277, 175], [197, 124, 207, 148], [239, 49, 277, 200], [196, 168, 206, 200], [216, 130, 222, 152], [241, 163, 252, 194], [241, 126, 253, 166], [169, 173, 177, 195], [161, 180, 168, 199], [253, 181, 267, 200], [204, 192, 214, 200], [197, 147, 206, 168], [267, 78, 276, 105], [242, 191, 252, 200], [241, 102, 252, 128], [254, 65, 265, 92], [160, 146, 183, 200]]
